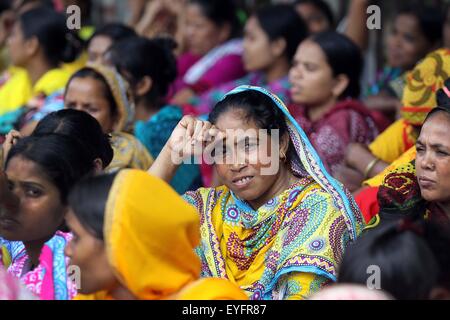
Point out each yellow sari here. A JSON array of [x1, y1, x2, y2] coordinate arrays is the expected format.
[[368, 48, 450, 165], [0, 67, 74, 115], [183, 86, 364, 300], [75, 169, 247, 300]]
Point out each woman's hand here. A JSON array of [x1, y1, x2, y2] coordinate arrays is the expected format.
[[2, 130, 21, 166], [149, 116, 223, 183], [168, 115, 223, 160], [333, 164, 365, 192]]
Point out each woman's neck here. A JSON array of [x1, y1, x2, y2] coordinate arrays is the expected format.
[[110, 283, 137, 300], [25, 59, 53, 86], [263, 57, 290, 84], [134, 100, 160, 122], [23, 237, 52, 270], [307, 97, 337, 122], [248, 163, 296, 210]]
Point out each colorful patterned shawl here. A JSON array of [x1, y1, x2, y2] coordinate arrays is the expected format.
[[183, 85, 365, 300], [0, 231, 77, 300]]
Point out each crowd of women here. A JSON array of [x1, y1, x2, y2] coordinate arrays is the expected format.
[[0, 0, 449, 300]]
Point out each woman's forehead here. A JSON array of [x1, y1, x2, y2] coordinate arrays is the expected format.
[[6, 156, 51, 185]]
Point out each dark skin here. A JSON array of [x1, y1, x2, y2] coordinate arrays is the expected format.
[[0, 156, 66, 269], [334, 143, 389, 193], [149, 111, 295, 210], [416, 113, 450, 217]]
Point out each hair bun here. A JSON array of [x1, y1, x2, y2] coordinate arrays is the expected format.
[[436, 78, 450, 109]]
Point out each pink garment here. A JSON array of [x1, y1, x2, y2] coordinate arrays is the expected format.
[[289, 100, 379, 175], [5, 231, 77, 300], [172, 40, 245, 97], [0, 267, 35, 300]]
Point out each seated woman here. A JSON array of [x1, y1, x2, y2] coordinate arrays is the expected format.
[[149, 86, 365, 300], [183, 4, 308, 116], [337, 49, 450, 198], [363, 5, 443, 120], [106, 36, 201, 194], [0, 6, 82, 135], [288, 31, 382, 176], [373, 86, 450, 228], [65, 169, 247, 300], [171, 0, 245, 105], [64, 64, 153, 172], [0, 134, 97, 299], [86, 23, 137, 65]]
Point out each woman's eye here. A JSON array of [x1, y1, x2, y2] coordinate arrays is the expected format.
[[26, 187, 42, 198], [437, 150, 449, 156], [304, 63, 316, 72]]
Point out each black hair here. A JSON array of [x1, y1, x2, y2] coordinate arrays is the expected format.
[[422, 78, 450, 123], [65, 67, 119, 124], [338, 219, 439, 300], [309, 31, 363, 99], [5, 134, 96, 204], [209, 89, 296, 162], [18, 6, 82, 66], [33, 109, 114, 169], [436, 78, 450, 109], [68, 172, 117, 240], [108, 36, 177, 108], [88, 23, 137, 47], [396, 5, 444, 46], [0, 0, 11, 13], [253, 4, 308, 62], [294, 0, 334, 28], [422, 221, 450, 291], [189, 0, 241, 39]]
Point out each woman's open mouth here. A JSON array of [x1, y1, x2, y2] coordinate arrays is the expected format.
[[232, 176, 254, 189]]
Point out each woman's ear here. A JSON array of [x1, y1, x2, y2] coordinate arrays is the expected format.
[[93, 158, 104, 174], [135, 76, 153, 98], [218, 23, 232, 44], [279, 132, 290, 159], [24, 36, 39, 58], [332, 74, 349, 98], [270, 38, 287, 59]]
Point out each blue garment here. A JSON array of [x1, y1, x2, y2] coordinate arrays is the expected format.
[[134, 105, 202, 194]]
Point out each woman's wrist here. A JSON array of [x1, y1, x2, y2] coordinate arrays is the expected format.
[[363, 157, 380, 179]]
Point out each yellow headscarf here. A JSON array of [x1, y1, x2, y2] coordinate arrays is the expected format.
[[76, 170, 247, 300], [401, 48, 450, 126], [84, 62, 135, 132]]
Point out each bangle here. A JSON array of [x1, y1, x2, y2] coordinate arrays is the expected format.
[[363, 158, 379, 179]]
